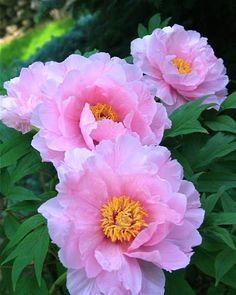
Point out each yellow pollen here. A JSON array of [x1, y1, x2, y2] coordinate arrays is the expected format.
[[100, 196, 148, 243], [90, 103, 117, 122], [171, 57, 191, 74]]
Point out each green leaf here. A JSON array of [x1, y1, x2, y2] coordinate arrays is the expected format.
[[34, 226, 49, 286], [197, 172, 236, 192], [192, 248, 236, 289], [13, 273, 49, 295], [191, 133, 236, 170], [6, 186, 39, 202], [171, 150, 193, 179], [215, 249, 236, 285], [6, 191, 56, 214], [220, 92, 236, 111], [209, 159, 236, 174], [3, 213, 20, 239], [205, 226, 236, 249], [148, 13, 161, 33], [202, 186, 225, 214], [74, 49, 81, 55], [201, 236, 225, 252], [221, 192, 236, 212], [38, 191, 57, 202], [228, 289, 236, 295], [160, 16, 172, 28], [205, 115, 236, 135], [164, 97, 210, 138], [179, 133, 203, 165], [12, 255, 34, 290], [2, 226, 49, 289], [0, 134, 24, 154], [48, 272, 66, 295], [7, 200, 40, 213], [222, 266, 236, 290], [11, 151, 43, 183], [2, 226, 45, 264], [0, 170, 11, 195], [0, 135, 31, 168], [83, 49, 99, 57], [0, 122, 19, 142], [3, 214, 45, 253], [165, 270, 194, 295], [0, 267, 12, 293], [207, 213, 236, 225], [192, 248, 214, 276], [207, 285, 227, 295], [124, 55, 133, 64], [138, 23, 148, 37]]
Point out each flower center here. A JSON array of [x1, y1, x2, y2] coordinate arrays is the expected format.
[[90, 103, 117, 122], [100, 196, 148, 243], [171, 57, 191, 74]]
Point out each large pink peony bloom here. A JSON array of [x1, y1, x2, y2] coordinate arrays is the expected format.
[[0, 55, 87, 133], [39, 134, 204, 295], [31, 53, 170, 166], [131, 24, 228, 112]]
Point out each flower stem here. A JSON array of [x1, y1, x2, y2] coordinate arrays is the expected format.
[[49, 272, 67, 295]]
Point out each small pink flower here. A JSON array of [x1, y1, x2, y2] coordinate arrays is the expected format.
[[31, 53, 170, 166], [0, 55, 87, 133], [131, 24, 228, 112], [39, 134, 204, 295], [0, 62, 47, 133]]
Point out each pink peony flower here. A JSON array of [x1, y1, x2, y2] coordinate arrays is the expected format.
[[131, 24, 228, 112], [0, 62, 47, 133], [39, 134, 204, 295], [0, 55, 88, 133], [31, 53, 171, 166]]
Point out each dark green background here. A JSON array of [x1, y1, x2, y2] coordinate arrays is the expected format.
[[28, 0, 236, 92]]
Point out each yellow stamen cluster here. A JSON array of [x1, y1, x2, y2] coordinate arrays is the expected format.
[[100, 196, 148, 243], [171, 57, 191, 74], [90, 103, 117, 122]]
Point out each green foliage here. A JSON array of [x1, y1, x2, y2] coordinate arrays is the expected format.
[[22, 15, 93, 66], [205, 115, 236, 134], [1, 87, 236, 294], [214, 249, 236, 285], [0, 122, 63, 294], [138, 13, 172, 37], [0, 18, 74, 65], [220, 92, 236, 111], [164, 97, 210, 138], [0, 18, 74, 92], [161, 92, 236, 294], [83, 48, 99, 57], [35, 0, 66, 23], [165, 270, 195, 295], [137, 24, 148, 38]]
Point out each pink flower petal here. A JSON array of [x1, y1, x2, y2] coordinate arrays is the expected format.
[[66, 268, 101, 295], [131, 24, 228, 112], [139, 261, 165, 295]]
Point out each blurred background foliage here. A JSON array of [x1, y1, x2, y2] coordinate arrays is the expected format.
[[0, 1, 236, 295], [1, 18, 73, 65]]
